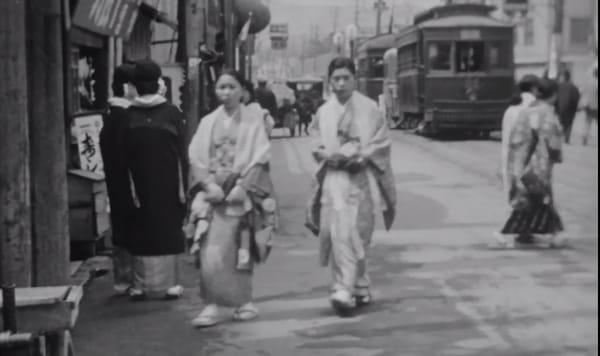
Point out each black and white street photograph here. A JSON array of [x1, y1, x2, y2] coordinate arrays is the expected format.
[[0, 0, 597, 355]]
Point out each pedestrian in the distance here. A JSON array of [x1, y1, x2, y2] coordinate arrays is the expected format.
[[498, 78, 567, 248], [242, 79, 275, 137], [555, 69, 580, 144], [306, 57, 397, 316], [99, 63, 137, 295], [582, 66, 598, 146], [124, 59, 188, 300], [188, 69, 277, 328]]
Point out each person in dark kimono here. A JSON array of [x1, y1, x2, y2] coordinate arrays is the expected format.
[[556, 69, 581, 144], [99, 63, 137, 295], [255, 79, 278, 120], [124, 60, 189, 300]]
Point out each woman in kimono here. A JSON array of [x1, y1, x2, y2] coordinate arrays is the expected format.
[[99, 63, 137, 295], [306, 57, 397, 316], [124, 60, 188, 300], [188, 69, 277, 328], [498, 78, 566, 248], [494, 75, 539, 247]]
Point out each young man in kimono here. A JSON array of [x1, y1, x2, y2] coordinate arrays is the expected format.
[[306, 57, 397, 316]]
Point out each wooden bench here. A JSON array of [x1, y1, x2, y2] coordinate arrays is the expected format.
[[0, 286, 83, 356]]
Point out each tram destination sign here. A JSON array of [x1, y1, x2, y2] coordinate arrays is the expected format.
[[73, 0, 141, 39], [460, 29, 481, 40]]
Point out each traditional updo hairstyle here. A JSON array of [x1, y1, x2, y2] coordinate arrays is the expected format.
[[111, 63, 135, 98]]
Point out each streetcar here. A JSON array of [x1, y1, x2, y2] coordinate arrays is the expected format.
[[393, 3, 515, 137], [356, 33, 397, 103]]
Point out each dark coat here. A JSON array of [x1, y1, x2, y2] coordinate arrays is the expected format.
[[99, 101, 136, 249], [255, 87, 278, 118], [125, 102, 188, 256], [556, 82, 581, 125]]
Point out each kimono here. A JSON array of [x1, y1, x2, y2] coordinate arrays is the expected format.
[[99, 97, 135, 288], [501, 92, 537, 197], [188, 105, 277, 307], [306, 91, 396, 296], [124, 94, 188, 296], [501, 100, 564, 235]]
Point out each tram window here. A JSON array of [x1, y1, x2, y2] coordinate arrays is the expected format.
[[428, 43, 452, 71], [456, 41, 485, 72], [489, 42, 510, 69], [398, 44, 417, 71], [370, 57, 385, 78]]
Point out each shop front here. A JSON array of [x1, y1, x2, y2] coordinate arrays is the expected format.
[[66, 0, 142, 258]]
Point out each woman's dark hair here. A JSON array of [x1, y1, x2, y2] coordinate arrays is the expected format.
[[217, 68, 245, 86], [536, 78, 558, 100], [517, 74, 539, 93], [241, 79, 255, 102], [509, 74, 539, 106], [508, 90, 523, 106], [559, 69, 571, 81], [327, 57, 356, 77], [133, 60, 162, 96], [111, 63, 135, 97]]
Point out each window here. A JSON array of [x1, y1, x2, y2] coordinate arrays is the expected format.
[[570, 18, 592, 46], [523, 17, 534, 45], [428, 42, 452, 71], [456, 41, 485, 72], [369, 57, 384, 78], [488, 42, 510, 69], [398, 44, 417, 72]]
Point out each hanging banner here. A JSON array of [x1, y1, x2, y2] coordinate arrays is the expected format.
[[72, 0, 142, 39], [72, 113, 105, 175]]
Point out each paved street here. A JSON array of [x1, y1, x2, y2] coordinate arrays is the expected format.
[[74, 117, 598, 356]]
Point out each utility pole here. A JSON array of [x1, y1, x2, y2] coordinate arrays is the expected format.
[[355, 0, 360, 28], [28, 0, 70, 285], [374, 0, 388, 35], [548, 0, 564, 79], [333, 6, 340, 33], [0, 0, 32, 287], [224, 0, 236, 69]]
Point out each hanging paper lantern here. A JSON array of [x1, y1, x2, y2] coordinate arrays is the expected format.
[[234, 0, 271, 34]]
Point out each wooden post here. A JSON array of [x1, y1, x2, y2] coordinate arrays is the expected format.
[[548, 0, 564, 79], [0, 0, 32, 287], [27, 0, 70, 285]]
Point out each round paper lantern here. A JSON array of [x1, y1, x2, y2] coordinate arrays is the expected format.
[[234, 0, 271, 34]]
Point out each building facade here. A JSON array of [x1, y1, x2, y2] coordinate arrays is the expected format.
[[493, 0, 597, 86]]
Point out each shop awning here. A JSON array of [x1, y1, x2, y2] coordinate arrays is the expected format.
[[72, 0, 178, 39], [139, 2, 178, 31], [72, 0, 142, 39]]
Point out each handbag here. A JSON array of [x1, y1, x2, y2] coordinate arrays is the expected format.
[[519, 130, 549, 198]]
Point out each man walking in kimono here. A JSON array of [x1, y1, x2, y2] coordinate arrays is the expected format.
[[306, 57, 397, 316]]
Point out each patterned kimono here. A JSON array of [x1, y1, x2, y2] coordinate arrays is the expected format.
[[307, 92, 396, 296], [501, 101, 564, 235], [501, 92, 536, 197], [188, 105, 276, 307]]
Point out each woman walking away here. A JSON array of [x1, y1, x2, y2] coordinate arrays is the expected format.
[[124, 60, 188, 300], [498, 78, 566, 248], [495, 75, 539, 247], [582, 66, 598, 146], [188, 69, 277, 328], [306, 57, 397, 316], [100, 63, 137, 295]]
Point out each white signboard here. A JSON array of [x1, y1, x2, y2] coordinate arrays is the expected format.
[[73, 113, 104, 176]]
